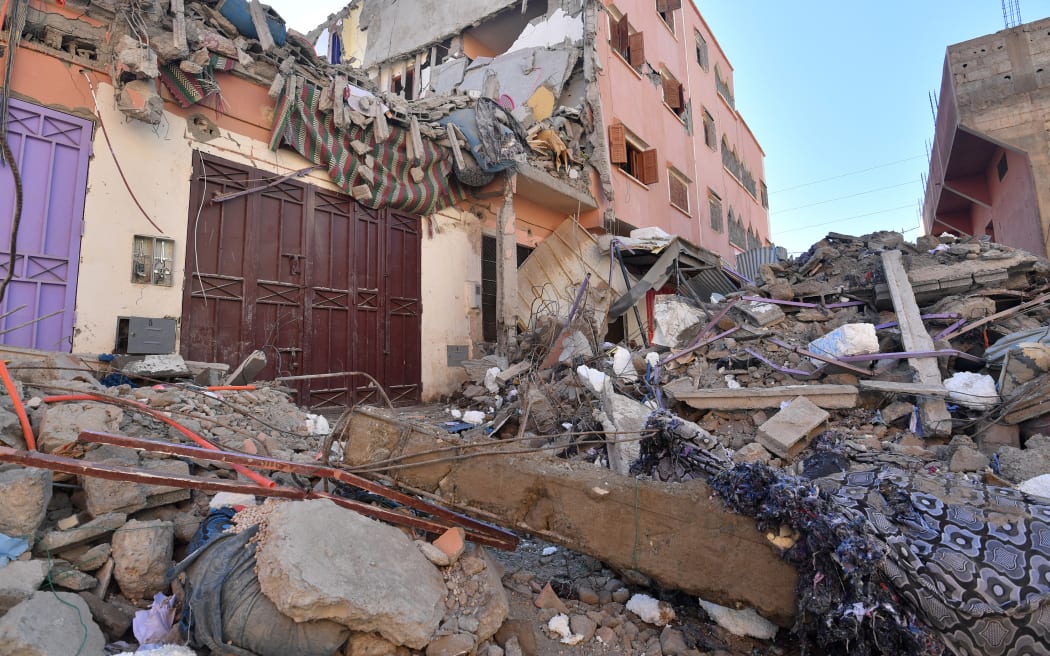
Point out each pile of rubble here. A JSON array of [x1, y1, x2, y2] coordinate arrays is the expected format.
[[421, 229, 1050, 654]]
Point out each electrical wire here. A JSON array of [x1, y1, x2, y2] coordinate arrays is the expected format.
[[775, 204, 915, 235], [770, 180, 918, 215], [770, 154, 926, 194]]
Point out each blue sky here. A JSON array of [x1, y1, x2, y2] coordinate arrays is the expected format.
[[696, 1, 1013, 253], [270, 1, 1018, 254]]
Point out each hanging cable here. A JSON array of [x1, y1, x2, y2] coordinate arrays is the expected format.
[[0, 0, 28, 304], [80, 70, 166, 234]]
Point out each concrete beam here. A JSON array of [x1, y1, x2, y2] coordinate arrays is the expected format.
[[341, 407, 799, 625]]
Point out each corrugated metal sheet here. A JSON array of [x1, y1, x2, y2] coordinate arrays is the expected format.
[[684, 266, 737, 301], [735, 246, 788, 283]]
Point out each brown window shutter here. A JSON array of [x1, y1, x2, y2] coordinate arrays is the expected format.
[[670, 177, 688, 210], [658, 0, 683, 10], [618, 14, 630, 55], [609, 124, 627, 164], [640, 149, 659, 185], [610, 15, 622, 53], [629, 32, 645, 68], [678, 82, 686, 110], [663, 77, 681, 109]]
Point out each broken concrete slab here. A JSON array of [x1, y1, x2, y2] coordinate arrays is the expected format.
[[736, 300, 785, 327], [0, 591, 106, 656], [82, 447, 147, 516], [757, 396, 829, 459], [36, 401, 123, 454], [38, 513, 127, 552], [77, 590, 133, 641], [999, 343, 1050, 397], [255, 498, 447, 649], [880, 250, 952, 436], [343, 407, 797, 625], [0, 465, 51, 538], [119, 353, 190, 378], [111, 519, 174, 600], [664, 380, 859, 410], [595, 385, 648, 475], [225, 349, 267, 385]]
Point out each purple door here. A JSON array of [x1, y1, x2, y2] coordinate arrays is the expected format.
[[0, 99, 92, 351]]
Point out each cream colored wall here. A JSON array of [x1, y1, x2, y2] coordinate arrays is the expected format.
[[339, 4, 367, 68], [73, 82, 339, 354], [419, 207, 483, 399]]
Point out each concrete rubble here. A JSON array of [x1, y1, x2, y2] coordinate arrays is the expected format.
[[2, 0, 1050, 653]]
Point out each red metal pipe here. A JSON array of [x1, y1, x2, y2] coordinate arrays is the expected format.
[[43, 394, 275, 488], [0, 360, 35, 450], [205, 385, 256, 391]]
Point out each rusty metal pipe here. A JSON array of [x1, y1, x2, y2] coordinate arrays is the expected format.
[[77, 431, 518, 550]]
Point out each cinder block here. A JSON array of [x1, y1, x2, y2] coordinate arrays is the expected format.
[[757, 396, 829, 459]]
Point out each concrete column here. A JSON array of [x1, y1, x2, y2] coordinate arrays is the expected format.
[[496, 173, 518, 357]]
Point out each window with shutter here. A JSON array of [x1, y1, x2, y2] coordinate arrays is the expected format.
[[639, 149, 659, 185], [655, 0, 679, 32], [662, 73, 686, 119], [708, 191, 723, 233], [628, 31, 645, 68], [610, 14, 623, 54], [609, 124, 627, 164], [695, 31, 709, 71], [702, 109, 716, 148], [668, 171, 689, 213]]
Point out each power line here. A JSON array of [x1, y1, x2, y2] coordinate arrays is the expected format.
[[774, 203, 915, 235], [770, 154, 926, 194], [770, 180, 919, 215]]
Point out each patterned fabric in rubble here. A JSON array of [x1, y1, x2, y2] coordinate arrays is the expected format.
[[269, 80, 466, 215], [159, 55, 238, 108], [825, 468, 1050, 656]]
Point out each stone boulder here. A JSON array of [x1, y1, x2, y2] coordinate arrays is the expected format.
[[0, 465, 51, 538], [255, 499, 446, 649], [0, 560, 48, 613], [0, 591, 106, 655], [111, 519, 174, 600]]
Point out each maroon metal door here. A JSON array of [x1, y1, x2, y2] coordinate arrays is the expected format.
[[0, 99, 92, 351], [182, 153, 421, 409]]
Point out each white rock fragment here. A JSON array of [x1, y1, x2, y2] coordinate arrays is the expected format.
[[484, 367, 501, 393], [462, 410, 486, 425], [305, 413, 330, 435], [547, 614, 584, 645], [541, 546, 558, 556], [807, 323, 879, 365], [944, 372, 1000, 410], [576, 365, 607, 395], [626, 593, 676, 627], [610, 346, 638, 381], [1018, 473, 1050, 500], [698, 599, 777, 640]]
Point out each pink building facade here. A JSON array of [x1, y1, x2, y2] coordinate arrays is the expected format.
[[596, 0, 770, 261]]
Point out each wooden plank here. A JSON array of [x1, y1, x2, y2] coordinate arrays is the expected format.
[[664, 380, 859, 410], [171, 0, 188, 54], [880, 250, 952, 436], [858, 380, 950, 396]]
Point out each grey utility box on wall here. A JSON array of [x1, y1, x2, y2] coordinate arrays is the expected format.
[[116, 317, 177, 354]]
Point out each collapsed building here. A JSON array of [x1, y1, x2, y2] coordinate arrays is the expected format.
[[2, 1, 1050, 656]]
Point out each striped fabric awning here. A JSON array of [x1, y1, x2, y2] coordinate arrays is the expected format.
[[269, 80, 465, 215]]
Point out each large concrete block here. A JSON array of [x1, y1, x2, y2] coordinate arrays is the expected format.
[[0, 591, 105, 655], [37, 402, 123, 453], [757, 396, 829, 459], [255, 499, 446, 649]]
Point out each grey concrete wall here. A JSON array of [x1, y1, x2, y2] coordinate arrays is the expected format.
[[359, 0, 519, 67]]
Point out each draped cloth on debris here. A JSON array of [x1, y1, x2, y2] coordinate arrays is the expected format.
[[269, 81, 466, 215], [826, 468, 1050, 656], [159, 55, 238, 108]]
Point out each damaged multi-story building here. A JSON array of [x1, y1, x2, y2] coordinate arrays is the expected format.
[[0, 0, 771, 408], [923, 15, 1050, 258]]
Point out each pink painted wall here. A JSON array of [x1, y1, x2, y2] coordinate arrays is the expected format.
[[595, 0, 769, 261], [975, 149, 1044, 249]]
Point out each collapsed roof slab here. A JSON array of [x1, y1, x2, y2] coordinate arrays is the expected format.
[[341, 406, 799, 626]]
